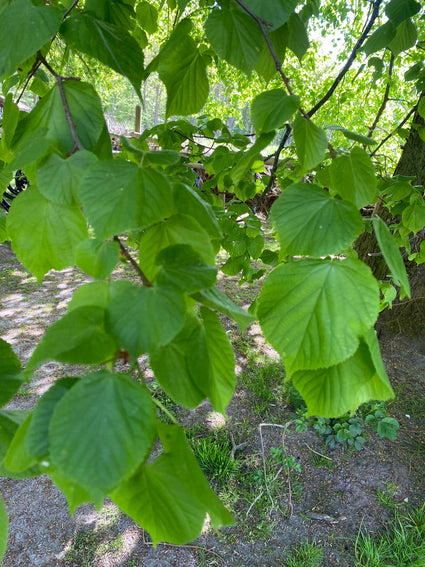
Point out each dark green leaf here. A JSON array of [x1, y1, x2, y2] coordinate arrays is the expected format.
[[255, 25, 287, 82], [385, 0, 421, 25], [112, 424, 233, 545], [362, 21, 396, 56], [50, 371, 156, 505], [258, 259, 379, 373], [377, 417, 400, 440], [251, 90, 299, 134], [173, 183, 222, 239], [0, 0, 62, 81], [242, 0, 298, 30], [286, 13, 310, 60], [60, 13, 144, 96], [293, 113, 328, 174], [0, 339, 23, 407], [271, 183, 363, 256], [25, 306, 119, 376], [1, 94, 19, 148], [84, 0, 135, 28], [6, 188, 88, 282]]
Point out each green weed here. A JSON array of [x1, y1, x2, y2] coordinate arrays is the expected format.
[[284, 540, 323, 567], [191, 428, 238, 485]]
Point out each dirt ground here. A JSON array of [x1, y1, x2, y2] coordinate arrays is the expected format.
[[1, 242, 425, 567]]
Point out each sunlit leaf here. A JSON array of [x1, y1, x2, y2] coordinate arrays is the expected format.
[[0, 339, 23, 407], [251, 90, 299, 134], [293, 113, 328, 173]]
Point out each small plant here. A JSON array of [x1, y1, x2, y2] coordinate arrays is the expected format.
[[354, 504, 425, 566], [377, 481, 400, 511], [284, 540, 324, 567], [65, 530, 99, 566], [191, 429, 237, 485], [240, 358, 285, 414], [270, 447, 302, 473]]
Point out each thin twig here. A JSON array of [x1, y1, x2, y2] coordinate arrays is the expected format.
[[307, 0, 383, 118], [229, 430, 248, 461], [16, 59, 42, 105], [63, 0, 79, 19], [304, 442, 332, 461], [367, 53, 395, 139], [370, 107, 416, 157], [114, 236, 153, 286]]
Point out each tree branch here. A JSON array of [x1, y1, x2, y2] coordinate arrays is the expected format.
[[367, 53, 395, 139], [63, 0, 79, 19], [307, 0, 383, 118], [370, 106, 416, 158], [114, 236, 153, 287]]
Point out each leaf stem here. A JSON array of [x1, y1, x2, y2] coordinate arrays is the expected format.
[[114, 236, 153, 287]]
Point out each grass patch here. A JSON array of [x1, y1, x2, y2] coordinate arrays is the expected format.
[[191, 427, 238, 485], [354, 504, 425, 566], [284, 540, 324, 567]]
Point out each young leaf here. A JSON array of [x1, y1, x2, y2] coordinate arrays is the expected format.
[[293, 113, 328, 174], [60, 13, 144, 96], [139, 214, 215, 282], [75, 239, 120, 280], [111, 423, 233, 545], [25, 306, 119, 376], [106, 281, 186, 358], [79, 161, 174, 240], [328, 147, 377, 209], [49, 371, 156, 505], [258, 258, 379, 373], [270, 183, 363, 256], [0, 492, 8, 565], [372, 216, 411, 299], [401, 201, 425, 233], [0, 0, 62, 81], [251, 90, 299, 134], [292, 333, 394, 417], [6, 188, 88, 282], [205, 7, 263, 75], [0, 339, 23, 407]]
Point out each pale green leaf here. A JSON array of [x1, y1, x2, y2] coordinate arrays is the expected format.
[[388, 19, 417, 57], [25, 306, 118, 376], [60, 13, 144, 96], [192, 287, 255, 331], [107, 281, 186, 358], [0, 338, 23, 407], [385, 0, 421, 25], [0, 0, 62, 81], [79, 160, 174, 240], [257, 259, 379, 373], [328, 147, 377, 208], [0, 492, 8, 565], [205, 7, 263, 75], [6, 188, 88, 282], [50, 371, 156, 505], [293, 113, 328, 174], [75, 239, 120, 279], [372, 216, 411, 299], [271, 183, 363, 256], [1, 94, 19, 148], [3, 415, 37, 473], [136, 1, 158, 34], [139, 214, 215, 282], [326, 125, 377, 145], [251, 90, 299, 134], [293, 331, 394, 417], [111, 424, 233, 545]]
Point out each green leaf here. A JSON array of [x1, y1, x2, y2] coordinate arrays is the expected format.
[[242, 0, 298, 30], [50, 371, 156, 505], [156, 244, 217, 293], [0, 211, 7, 244], [1, 94, 19, 148], [27, 378, 78, 460], [107, 281, 186, 358], [362, 21, 396, 56], [251, 90, 299, 134], [221, 255, 247, 276], [111, 423, 233, 545], [14, 82, 108, 158], [25, 306, 118, 376], [385, 0, 421, 25], [0, 492, 8, 565], [3, 414, 37, 473], [10, 128, 51, 170], [388, 19, 417, 57], [205, 7, 263, 75], [255, 25, 287, 82], [136, 1, 158, 34], [405, 62, 423, 81], [6, 188, 88, 282], [0, 0, 62, 81], [372, 216, 411, 299], [150, 315, 207, 408], [257, 258, 379, 373], [292, 332, 394, 417], [0, 339, 23, 407], [293, 113, 328, 174], [271, 183, 363, 256], [230, 132, 275, 185], [67, 281, 112, 312], [199, 307, 236, 414], [36, 151, 97, 206], [84, 0, 135, 28], [173, 183, 222, 239], [60, 12, 144, 96], [139, 214, 215, 282], [326, 125, 377, 146], [286, 13, 310, 60], [0, 410, 28, 461], [75, 239, 120, 279], [192, 287, 255, 331], [48, 466, 91, 515], [328, 147, 377, 209], [402, 201, 425, 233], [418, 98, 425, 120], [158, 35, 209, 116], [79, 161, 174, 240], [376, 417, 400, 440]]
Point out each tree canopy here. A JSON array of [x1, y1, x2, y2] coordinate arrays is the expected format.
[[1, 0, 425, 554]]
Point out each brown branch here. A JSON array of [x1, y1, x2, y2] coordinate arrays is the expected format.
[[114, 236, 153, 287], [16, 59, 42, 105], [367, 53, 395, 139], [370, 106, 416, 157], [307, 0, 383, 118], [63, 0, 79, 19]]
